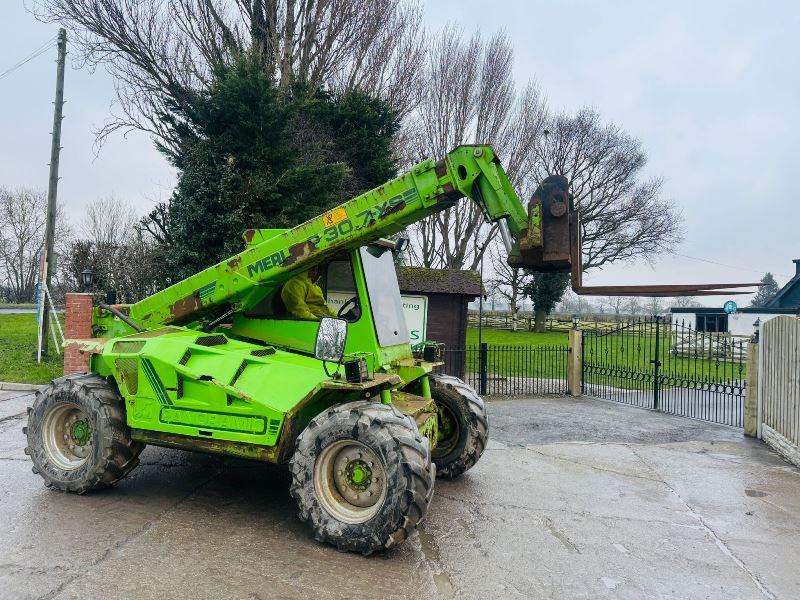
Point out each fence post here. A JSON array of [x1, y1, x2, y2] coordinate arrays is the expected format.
[[479, 342, 488, 396], [568, 328, 582, 397], [652, 315, 661, 410], [744, 339, 759, 437]]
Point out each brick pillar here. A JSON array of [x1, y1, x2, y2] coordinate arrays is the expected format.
[[64, 293, 94, 375]]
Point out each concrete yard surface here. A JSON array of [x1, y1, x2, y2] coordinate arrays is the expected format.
[[1, 390, 799, 599]]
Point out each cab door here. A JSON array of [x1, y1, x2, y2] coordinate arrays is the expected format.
[[229, 251, 371, 357]]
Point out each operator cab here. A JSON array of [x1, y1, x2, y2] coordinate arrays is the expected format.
[[232, 245, 410, 368], [243, 252, 361, 322]]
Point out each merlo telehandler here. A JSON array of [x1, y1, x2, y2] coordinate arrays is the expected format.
[[24, 144, 758, 554]]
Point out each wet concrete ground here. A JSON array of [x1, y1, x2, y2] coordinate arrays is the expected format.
[[1, 390, 799, 600]]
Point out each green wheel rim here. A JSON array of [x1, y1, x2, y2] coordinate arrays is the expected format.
[[42, 402, 93, 471], [314, 440, 387, 524]]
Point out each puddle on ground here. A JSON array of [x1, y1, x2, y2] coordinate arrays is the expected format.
[[417, 524, 456, 598]]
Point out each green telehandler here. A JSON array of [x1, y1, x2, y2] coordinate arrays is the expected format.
[[24, 144, 758, 554]]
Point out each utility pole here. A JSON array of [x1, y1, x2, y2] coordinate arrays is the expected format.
[[39, 28, 67, 357]]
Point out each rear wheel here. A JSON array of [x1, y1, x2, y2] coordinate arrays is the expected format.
[[290, 400, 435, 555], [25, 373, 144, 494], [430, 374, 489, 478]]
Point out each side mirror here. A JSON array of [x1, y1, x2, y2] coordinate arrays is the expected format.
[[315, 317, 348, 363]]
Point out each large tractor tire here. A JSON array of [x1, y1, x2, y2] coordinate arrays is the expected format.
[[429, 374, 489, 479], [290, 400, 435, 555], [25, 373, 144, 494]]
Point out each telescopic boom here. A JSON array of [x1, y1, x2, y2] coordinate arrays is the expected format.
[[121, 145, 758, 332]]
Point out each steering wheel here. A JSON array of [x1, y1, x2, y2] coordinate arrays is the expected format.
[[337, 296, 359, 319]]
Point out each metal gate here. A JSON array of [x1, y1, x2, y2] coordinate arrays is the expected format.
[[582, 316, 747, 427], [441, 343, 569, 396]]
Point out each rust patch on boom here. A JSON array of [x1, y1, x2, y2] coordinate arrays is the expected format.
[[281, 239, 318, 267], [242, 229, 257, 244], [435, 182, 460, 204], [381, 201, 406, 218], [169, 294, 202, 321]]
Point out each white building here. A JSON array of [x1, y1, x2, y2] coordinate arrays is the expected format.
[[670, 306, 796, 337], [671, 258, 800, 336]]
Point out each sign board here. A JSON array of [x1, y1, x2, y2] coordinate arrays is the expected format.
[[723, 300, 738, 314], [327, 292, 428, 343], [401, 295, 428, 343], [36, 251, 45, 324]]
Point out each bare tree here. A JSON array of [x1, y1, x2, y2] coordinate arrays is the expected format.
[[485, 242, 530, 330], [407, 39, 679, 282], [0, 188, 69, 303], [76, 196, 137, 295], [670, 295, 701, 309], [33, 0, 425, 152], [624, 296, 642, 316], [534, 108, 684, 270], [80, 196, 137, 248], [602, 295, 626, 319], [63, 197, 166, 302], [603, 295, 679, 319], [405, 27, 547, 270], [643, 296, 665, 316], [556, 289, 596, 316]]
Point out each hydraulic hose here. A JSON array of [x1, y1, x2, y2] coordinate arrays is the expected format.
[[99, 303, 144, 333]]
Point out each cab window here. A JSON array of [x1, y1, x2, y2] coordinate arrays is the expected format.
[[243, 255, 360, 321], [324, 259, 360, 321]]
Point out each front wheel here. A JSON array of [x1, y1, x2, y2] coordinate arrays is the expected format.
[[430, 374, 489, 479], [290, 400, 435, 555], [25, 373, 144, 494]]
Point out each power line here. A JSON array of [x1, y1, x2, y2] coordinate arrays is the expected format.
[[0, 35, 58, 82], [674, 253, 791, 279], [0, 37, 57, 81]]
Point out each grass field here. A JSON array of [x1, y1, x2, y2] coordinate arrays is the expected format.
[[0, 314, 62, 384], [466, 327, 568, 347]]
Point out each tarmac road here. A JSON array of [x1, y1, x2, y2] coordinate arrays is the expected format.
[[1, 390, 799, 600]]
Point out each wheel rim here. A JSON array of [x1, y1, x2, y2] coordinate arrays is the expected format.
[[314, 440, 387, 524], [42, 402, 93, 471], [433, 403, 460, 459]]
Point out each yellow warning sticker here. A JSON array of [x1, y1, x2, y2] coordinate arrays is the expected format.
[[322, 207, 347, 227]]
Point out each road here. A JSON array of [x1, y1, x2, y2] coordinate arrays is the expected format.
[[1, 390, 799, 599]]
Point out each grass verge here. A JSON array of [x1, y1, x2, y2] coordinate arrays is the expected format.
[[0, 313, 62, 384]]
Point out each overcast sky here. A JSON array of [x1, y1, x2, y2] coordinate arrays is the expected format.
[[1, 1, 798, 306]]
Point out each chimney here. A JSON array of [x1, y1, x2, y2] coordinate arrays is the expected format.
[[794, 259, 800, 277]]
